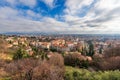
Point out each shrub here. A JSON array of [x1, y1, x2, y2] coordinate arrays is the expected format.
[[97, 56, 120, 70], [104, 46, 120, 58], [12, 48, 24, 60], [64, 53, 89, 68], [65, 66, 120, 80], [4, 53, 65, 80], [93, 46, 120, 70]]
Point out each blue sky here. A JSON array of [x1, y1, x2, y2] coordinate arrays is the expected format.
[[0, 0, 120, 34]]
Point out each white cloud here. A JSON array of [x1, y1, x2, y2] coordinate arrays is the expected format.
[[6, 0, 16, 5], [95, 0, 120, 11], [0, 6, 18, 19], [0, 6, 69, 33], [0, 0, 120, 34], [26, 10, 41, 19], [63, 0, 120, 34], [41, 0, 55, 8], [19, 0, 36, 7], [0, 17, 69, 33], [64, 0, 93, 15], [6, 0, 36, 7]]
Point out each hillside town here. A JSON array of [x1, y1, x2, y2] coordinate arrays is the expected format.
[[0, 34, 120, 80], [3, 34, 120, 55]]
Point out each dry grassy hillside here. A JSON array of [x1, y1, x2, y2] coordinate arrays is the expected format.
[[0, 37, 7, 53], [0, 37, 16, 60]]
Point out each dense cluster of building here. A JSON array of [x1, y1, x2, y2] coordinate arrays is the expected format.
[[3, 34, 120, 56]]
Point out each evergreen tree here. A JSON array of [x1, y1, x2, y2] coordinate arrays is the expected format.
[[41, 51, 48, 61], [13, 48, 24, 60], [99, 46, 103, 54], [88, 41, 95, 56]]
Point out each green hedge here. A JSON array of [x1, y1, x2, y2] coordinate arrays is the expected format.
[[65, 66, 120, 80]]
